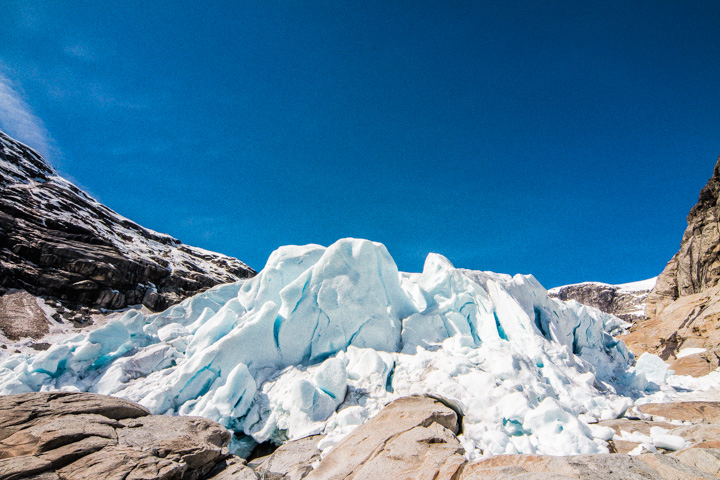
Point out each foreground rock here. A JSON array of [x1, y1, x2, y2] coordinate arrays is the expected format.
[[548, 279, 654, 322], [305, 395, 465, 480], [0, 130, 255, 314], [0, 392, 257, 480]]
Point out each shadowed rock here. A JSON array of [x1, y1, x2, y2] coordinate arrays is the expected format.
[[0, 130, 255, 314]]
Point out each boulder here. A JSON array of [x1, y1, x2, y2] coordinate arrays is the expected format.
[[0, 392, 241, 480], [0, 290, 51, 341], [254, 434, 323, 480], [304, 395, 465, 480]]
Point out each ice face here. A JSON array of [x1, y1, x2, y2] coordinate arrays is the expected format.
[[0, 238, 657, 457]]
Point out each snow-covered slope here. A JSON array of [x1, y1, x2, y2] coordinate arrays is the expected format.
[[0, 130, 255, 311], [548, 278, 656, 322], [0, 239, 665, 459]]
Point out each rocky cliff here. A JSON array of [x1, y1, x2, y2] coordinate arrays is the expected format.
[[548, 278, 655, 322], [623, 155, 720, 376], [646, 156, 720, 318], [0, 130, 255, 312]]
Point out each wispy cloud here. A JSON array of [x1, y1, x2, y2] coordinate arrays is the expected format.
[[63, 43, 96, 62], [0, 68, 54, 158]]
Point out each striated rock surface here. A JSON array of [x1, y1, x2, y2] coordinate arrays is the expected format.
[[549, 278, 655, 322], [253, 434, 323, 480], [0, 130, 255, 313], [623, 284, 720, 376], [0, 391, 257, 480], [646, 156, 720, 318], [304, 395, 466, 480]]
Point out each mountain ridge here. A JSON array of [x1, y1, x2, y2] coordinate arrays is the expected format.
[[0, 130, 255, 313]]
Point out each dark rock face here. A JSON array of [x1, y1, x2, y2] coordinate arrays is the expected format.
[[0, 130, 255, 312], [646, 156, 720, 318], [548, 281, 652, 322], [0, 391, 259, 480]]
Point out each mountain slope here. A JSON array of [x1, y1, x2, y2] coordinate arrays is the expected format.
[[548, 278, 656, 323], [646, 156, 720, 317], [0, 130, 255, 312], [626, 156, 720, 376]]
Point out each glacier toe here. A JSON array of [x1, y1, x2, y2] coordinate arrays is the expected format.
[[0, 238, 655, 458]]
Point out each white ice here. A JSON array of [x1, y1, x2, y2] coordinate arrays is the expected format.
[[0, 238, 674, 458]]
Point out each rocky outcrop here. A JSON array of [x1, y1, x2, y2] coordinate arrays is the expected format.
[[0, 130, 255, 313], [646, 156, 720, 318], [624, 284, 720, 376], [0, 391, 258, 480], [304, 395, 466, 480], [548, 279, 655, 322], [251, 434, 323, 480]]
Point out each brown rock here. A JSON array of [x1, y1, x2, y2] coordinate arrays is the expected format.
[[116, 415, 230, 474], [638, 402, 720, 424], [672, 447, 720, 477], [0, 290, 51, 341], [56, 446, 183, 480], [459, 453, 716, 480], [304, 395, 464, 480], [647, 156, 720, 318], [205, 457, 259, 480], [623, 285, 720, 377], [597, 418, 677, 437], [669, 424, 720, 446], [255, 434, 323, 480], [0, 392, 241, 480]]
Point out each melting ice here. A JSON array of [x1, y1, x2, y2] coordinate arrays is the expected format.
[[0, 239, 660, 458]]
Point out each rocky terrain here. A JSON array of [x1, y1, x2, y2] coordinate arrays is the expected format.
[[548, 278, 656, 322], [4, 393, 719, 479], [647, 156, 720, 318], [0, 391, 257, 479], [0, 130, 255, 317], [621, 156, 720, 377]]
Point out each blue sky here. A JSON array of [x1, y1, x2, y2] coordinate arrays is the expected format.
[[1, 1, 719, 287]]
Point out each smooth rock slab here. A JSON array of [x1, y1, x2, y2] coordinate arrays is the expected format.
[[304, 395, 464, 480], [459, 453, 716, 480]]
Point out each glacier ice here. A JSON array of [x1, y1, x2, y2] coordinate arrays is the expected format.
[[0, 238, 662, 458]]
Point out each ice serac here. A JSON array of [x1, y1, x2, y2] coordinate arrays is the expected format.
[[0, 238, 654, 458], [0, 129, 255, 313]]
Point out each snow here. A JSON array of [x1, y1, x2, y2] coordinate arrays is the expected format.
[[548, 277, 657, 295], [634, 352, 671, 387], [0, 238, 693, 459], [676, 347, 707, 359], [615, 277, 658, 293]]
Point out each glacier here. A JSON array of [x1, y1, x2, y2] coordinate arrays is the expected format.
[[0, 238, 659, 459]]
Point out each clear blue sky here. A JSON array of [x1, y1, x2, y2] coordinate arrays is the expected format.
[[1, 1, 719, 287]]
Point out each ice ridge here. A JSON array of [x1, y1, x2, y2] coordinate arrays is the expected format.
[[0, 238, 658, 458]]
